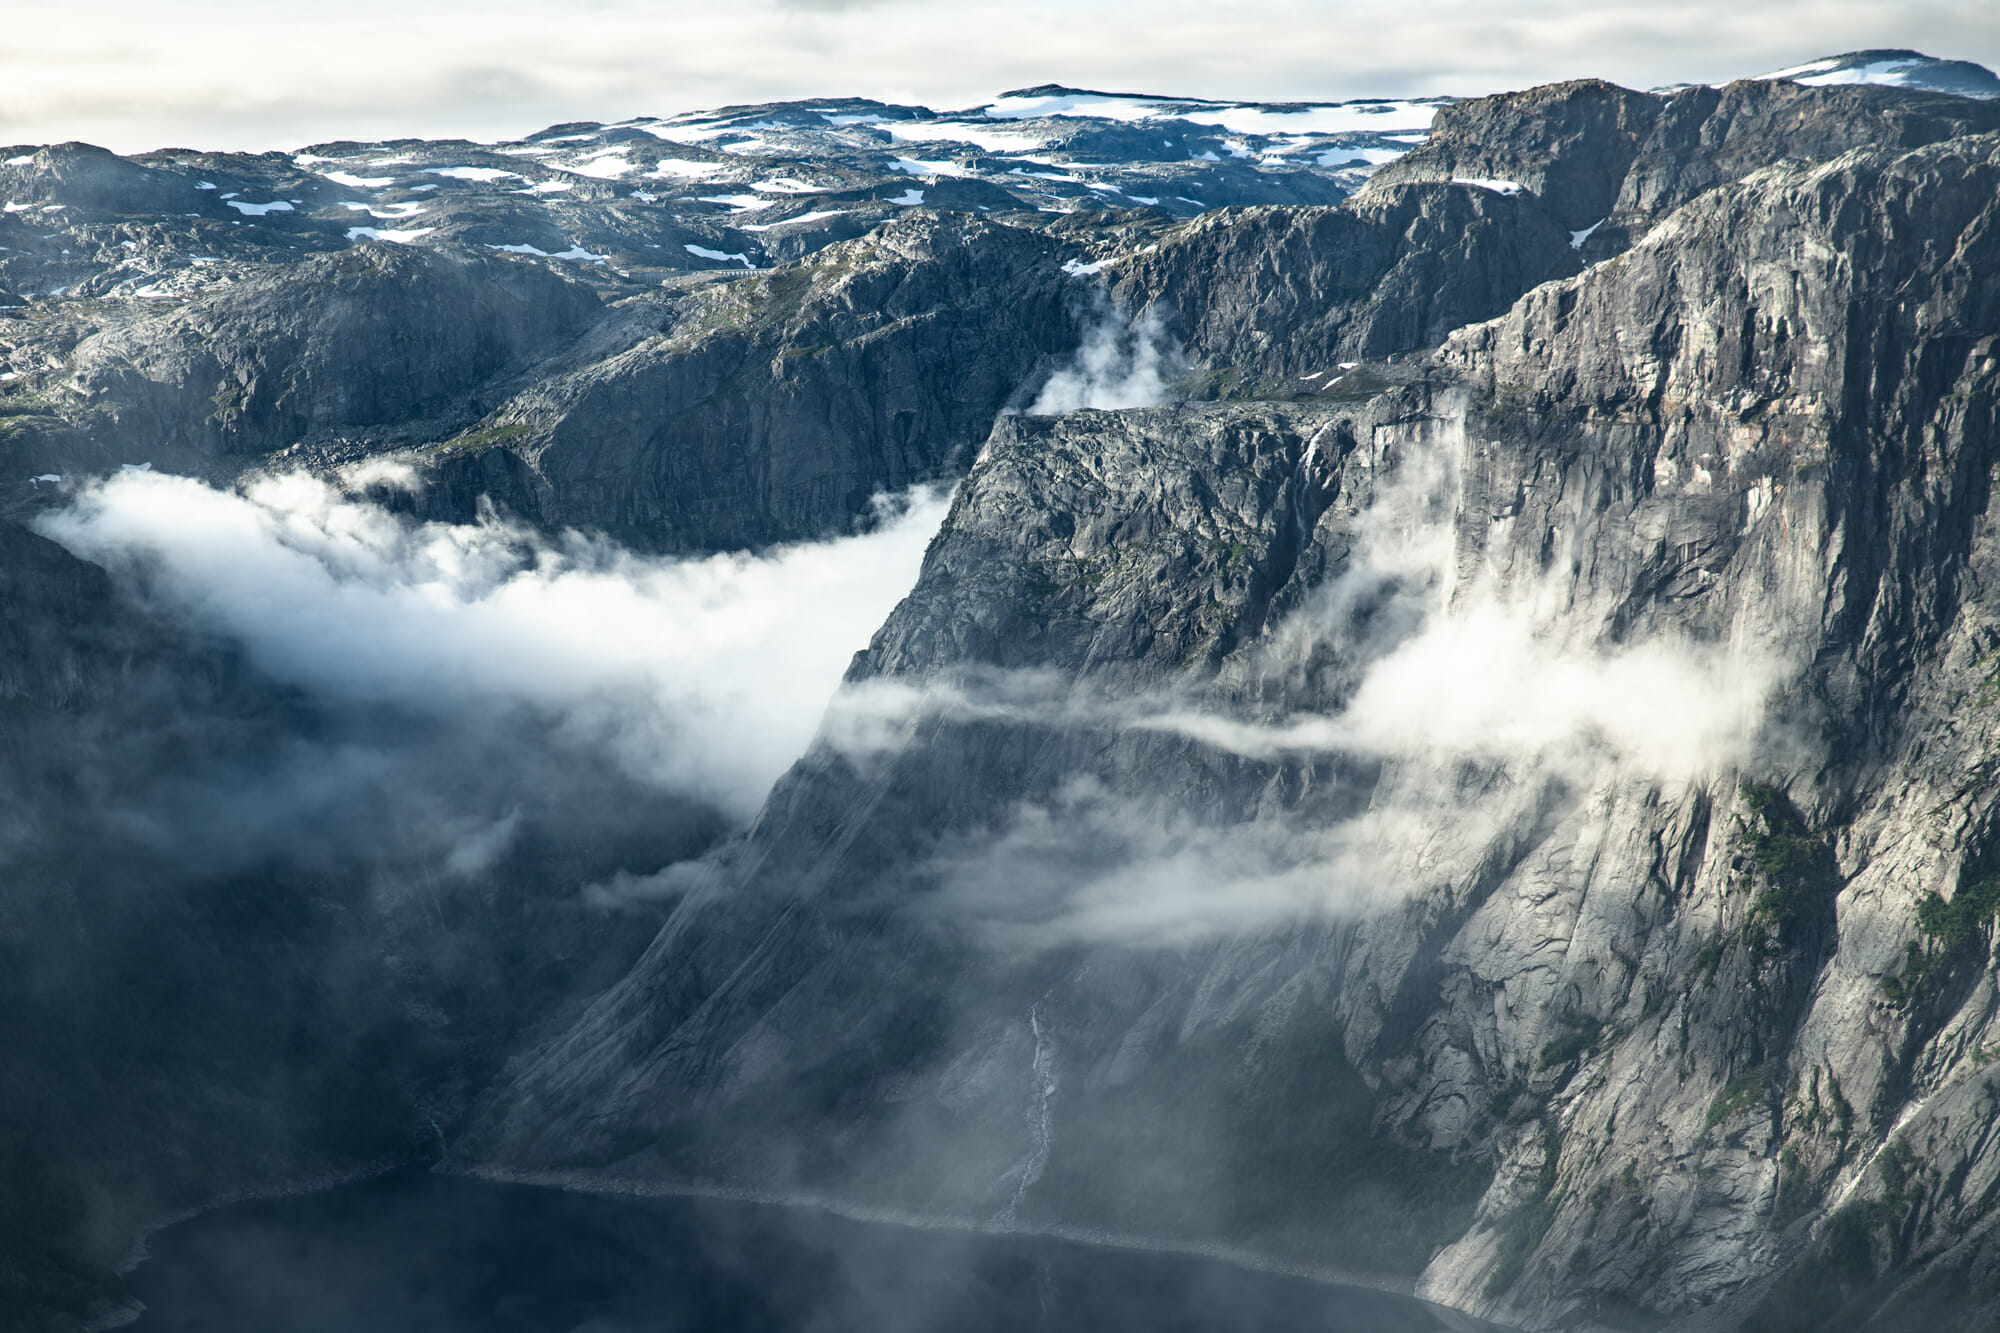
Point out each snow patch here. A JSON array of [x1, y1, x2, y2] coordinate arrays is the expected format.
[[980, 92, 1440, 137], [1316, 146, 1406, 167], [695, 194, 773, 213], [887, 188, 925, 206], [226, 199, 295, 215], [1763, 55, 1922, 87], [322, 170, 396, 189], [341, 200, 427, 220], [1569, 218, 1606, 250], [885, 120, 1046, 152], [5, 154, 34, 166], [738, 209, 849, 231], [684, 244, 756, 268], [346, 226, 436, 244], [487, 242, 608, 263], [1452, 177, 1523, 195], [422, 166, 521, 183], [647, 159, 721, 180], [568, 154, 636, 180]]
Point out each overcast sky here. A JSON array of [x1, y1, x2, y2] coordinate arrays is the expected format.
[[6, 1, 1997, 154]]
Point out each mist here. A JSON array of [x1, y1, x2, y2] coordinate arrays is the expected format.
[[1028, 299, 1184, 414], [818, 405, 1787, 948], [38, 465, 951, 820]]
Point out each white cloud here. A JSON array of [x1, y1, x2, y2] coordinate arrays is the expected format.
[[36, 468, 950, 818], [1027, 299, 1183, 414]]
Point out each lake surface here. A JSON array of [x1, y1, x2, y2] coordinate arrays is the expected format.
[[128, 1170, 1503, 1332]]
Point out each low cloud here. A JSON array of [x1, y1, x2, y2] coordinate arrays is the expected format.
[[927, 774, 1531, 947], [1150, 605, 1777, 786], [38, 467, 949, 819], [1027, 298, 1183, 415]]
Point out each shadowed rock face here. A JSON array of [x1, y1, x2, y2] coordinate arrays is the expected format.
[[8, 66, 2000, 1333], [1108, 186, 1582, 376]]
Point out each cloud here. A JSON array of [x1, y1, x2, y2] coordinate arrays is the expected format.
[[1026, 297, 1183, 415], [1148, 606, 1777, 786], [926, 775, 1529, 947], [36, 467, 950, 819]]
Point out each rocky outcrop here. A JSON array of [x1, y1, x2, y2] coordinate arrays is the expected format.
[[1363, 80, 1663, 234], [63, 243, 603, 461], [1369, 78, 2000, 249], [0, 144, 228, 220], [1094, 79, 2000, 387]]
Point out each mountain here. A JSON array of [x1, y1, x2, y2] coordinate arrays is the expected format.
[[5, 49, 2000, 1333]]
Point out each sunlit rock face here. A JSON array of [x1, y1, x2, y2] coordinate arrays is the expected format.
[[7, 58, 2000, 1333]]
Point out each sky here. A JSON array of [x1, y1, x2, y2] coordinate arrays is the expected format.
[[3, 1, 1997, 155]]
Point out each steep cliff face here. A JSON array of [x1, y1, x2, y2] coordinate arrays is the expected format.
[[463, 123, 2000, 1332], [0, 518, 725, 1331], [1369, 78, 2000, 252], [1106, 187, 1581, 376], [1405, 129, 2000, 1332], [458, 390, 1511, 1280]]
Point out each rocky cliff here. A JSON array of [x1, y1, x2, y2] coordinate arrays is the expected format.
[[463, 97, 2000, 1333]]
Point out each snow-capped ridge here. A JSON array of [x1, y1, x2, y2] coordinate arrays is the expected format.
[[1754, 49, 2000, 99]]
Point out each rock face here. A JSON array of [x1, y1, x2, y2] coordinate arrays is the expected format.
[[1108, 186, 1582, 375], [8, 59, 2000, 1333], [465, 111, 2000, 1333], [1368, 78, 2000, 250]]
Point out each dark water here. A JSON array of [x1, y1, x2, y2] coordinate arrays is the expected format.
[[127, 1171, 1501, 1333]]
